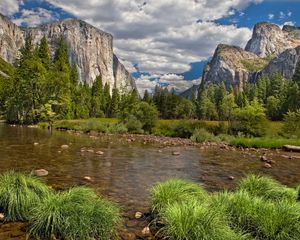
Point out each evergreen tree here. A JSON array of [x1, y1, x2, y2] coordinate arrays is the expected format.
[[91, 76, 104, 117], [143, 90, 151, 103], [38, 36, 51, 69], [103, 83, 111, 116], [110, 87, 120, 117], [293, 60, 300, 85]]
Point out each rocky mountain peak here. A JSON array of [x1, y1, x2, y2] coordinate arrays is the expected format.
[[245, 22, 300, 57], [0, 15, 135, 92]]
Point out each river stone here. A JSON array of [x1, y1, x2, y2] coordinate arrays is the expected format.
[[141, 227, 151, 236], [61, 145, 69, 149], [33, 169, 48, 177], [0, 213, 4, 221], [96, 151, 104, 155], [83, 176, 92, 181], [264, 163, 272, 168], [172, 151, 180, 156], [33, 142, 39, 146], [135, 212, 143, 219]]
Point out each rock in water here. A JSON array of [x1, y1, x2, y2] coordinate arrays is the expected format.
[[33, 169, 49, 177], [0, 213, 5, 221], [61, 145, 69, 149]]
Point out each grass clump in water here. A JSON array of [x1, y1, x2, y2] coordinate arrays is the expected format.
[[160, 199, 248, 240], [150, 178, 208, 214], [0, 171, 52, 221], [215, 190, 300, 240], [238, 175, 297, 202], [29, 186, 121, 240]]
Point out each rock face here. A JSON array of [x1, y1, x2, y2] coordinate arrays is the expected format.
[[202, 22, 300, 88], [0, 14, 135, 91], [203, 44, 261, 90], [261, 46, 300, 80]]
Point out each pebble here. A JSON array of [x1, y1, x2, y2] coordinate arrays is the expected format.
[[96, 151, 104, 155], [33, 142, 39, 146], [228, 176, 235, 180], [172, 151, 180, 156], [135, 212, 143, 219], [61, 145, 69, 149], [83, 176, 92, 181], [264, 163, 272, 168], [33, 169, 49, 177], [0, 213, 4, 221], [142, 226, 151, 236]]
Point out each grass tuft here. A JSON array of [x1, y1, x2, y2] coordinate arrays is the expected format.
[[28, 186, 121, 240], [0, 171, 52, 221], [150, 178, 207, 214], [238, 175, 297, 202]]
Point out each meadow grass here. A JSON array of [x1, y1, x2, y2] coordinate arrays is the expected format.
[[29, 186, 121, 240], [150, 178, 208, 214], [0, 171, 52, 221], [238, 175, 297, 202], [229, 137, 300, 148]]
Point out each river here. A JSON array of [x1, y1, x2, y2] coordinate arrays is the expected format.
[[1, 123, 300, 239]]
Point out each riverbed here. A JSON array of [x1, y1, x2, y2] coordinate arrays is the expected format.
[[1, 123, 300, 239]]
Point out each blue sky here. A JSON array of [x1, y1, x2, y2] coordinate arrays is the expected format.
[[0, 0, 299, 93]]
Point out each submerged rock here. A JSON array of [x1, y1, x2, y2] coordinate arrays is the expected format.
[[264, 163, 272, 168], [33, 169, 49, 177], [172, 151, 181, 156], [96, 151, 104, 155]]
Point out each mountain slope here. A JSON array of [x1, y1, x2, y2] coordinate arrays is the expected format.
[[0, 14, 135, 92]]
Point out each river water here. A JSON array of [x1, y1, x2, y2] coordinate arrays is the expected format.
[[1, 123, 300, 239]]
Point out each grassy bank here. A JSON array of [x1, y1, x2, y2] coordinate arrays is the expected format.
[[38, 118, 300, 149], [150, 175, 300, 240], [0, 171, 121, 240]]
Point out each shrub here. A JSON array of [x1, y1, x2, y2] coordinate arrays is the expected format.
[[29, 186, 121, 240], [0, 171, 52, 221], [124, 115, 144, 134], [238, 175, 297, 202], [190, 128, 218, 143], [160, 200, 247, 240], [283, 110, 300, 138], [108, 123, 128, 134], [229, 100, 267, 137], [131, 102, 158, 132], [150, 178, 207, 214]]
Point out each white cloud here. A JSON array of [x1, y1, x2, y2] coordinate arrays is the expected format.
[[12, 8, 57, 27], [0, 0, 20, 16], [46, 0, 256, 75], [283, 21, 295, 27], [268, 14, 274, 20], [287, 11, 292, 17]]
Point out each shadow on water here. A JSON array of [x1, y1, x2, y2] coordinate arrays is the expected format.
[[1, 123, 300, 239]]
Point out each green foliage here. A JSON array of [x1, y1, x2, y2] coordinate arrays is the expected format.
[[190, 128, 219, 143], [238, 175, 297, 202], [229, 136, 300, 149], [29, 186, 121, 240], [229, 99, 267, 137], [0, 171, 52, 221], [241, 58, 268, 72], [124, 115, 143, 134], [150, 178, 207, 214], [283, 110, 300, 138]]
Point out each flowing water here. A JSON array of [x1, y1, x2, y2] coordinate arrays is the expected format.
[[1, 123, 300, 239]]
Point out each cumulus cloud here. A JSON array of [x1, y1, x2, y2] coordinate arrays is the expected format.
[[13, 8, 58, 27], [46, 0, 256, 75], [0, 0, 21, 16], [268, 14, 274, 20]]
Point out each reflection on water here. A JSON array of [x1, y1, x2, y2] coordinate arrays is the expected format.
[[1, 123, 300, 238]]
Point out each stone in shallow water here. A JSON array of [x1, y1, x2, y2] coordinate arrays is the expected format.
[[96, 150, 104, 155], [172, 151, 180, 156], [61, 145, 69, 149], [0, 213, 4, 221], [33, 169, 49, 177], [135, 212, 143, 219], [141, 226, 151, 236]]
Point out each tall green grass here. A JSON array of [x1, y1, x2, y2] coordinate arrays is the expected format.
[[29, 186, 121, 240], [150, 178, 208, 214], [0, 171, 52, 221], [160, 200, 248, 240], [238, 175, 297, 202]]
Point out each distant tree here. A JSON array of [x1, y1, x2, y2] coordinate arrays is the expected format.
[[266, 96, 281, 120], [90, 76, 104, 117], [293, 60, 300, 85], [37, 35, 51, 69], [109, 86, 120, 117]]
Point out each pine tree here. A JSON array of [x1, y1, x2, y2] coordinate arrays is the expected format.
[[91, 76, 104, 117], [38, 36, 51, 69], [110, 87, 120, 117], [103, 83, 111, 116], [143, 90, 151, 103]]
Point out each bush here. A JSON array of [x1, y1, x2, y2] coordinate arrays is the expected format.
[[124, 115, 144, 134], [108, 123, 128, 134], [0, 171, 52, 221], [190, 128, 219, 143], [229, 100, 267, 137], [160, 200, 247, 240], [238, 175, 297, 202], [131, 102, 158, 132], [283, 110, 300, 138], [29, 186, 121, 240], [150, 178, 207, 214]]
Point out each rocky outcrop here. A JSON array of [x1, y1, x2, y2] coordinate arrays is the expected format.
[[202, 44, 261, 90], [202, 22, 300, 89], [0, 14, 135, 91], [260, 46, 300, 80], [245, 22, 300, 57]]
